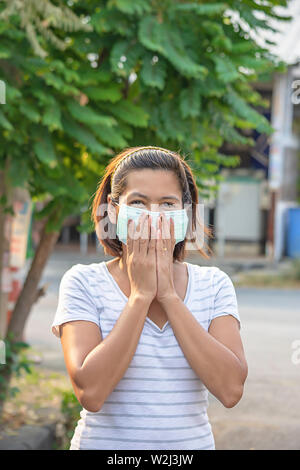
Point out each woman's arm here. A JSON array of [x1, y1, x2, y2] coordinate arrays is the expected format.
[[155, 213, 247, 408], [60, 212, 157, 413], [60, 293, 152, 412], [159, 294, 248, 408]]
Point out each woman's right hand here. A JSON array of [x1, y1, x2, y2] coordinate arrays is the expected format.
[[126, 212, 157, 303]]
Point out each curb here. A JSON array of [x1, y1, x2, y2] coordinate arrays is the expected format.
[[0, 423, 57, 450]]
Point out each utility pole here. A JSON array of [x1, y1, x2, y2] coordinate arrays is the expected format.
[[268, 66, 300, 261]]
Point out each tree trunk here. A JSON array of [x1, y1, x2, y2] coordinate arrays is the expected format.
[[0, 169, 7, 337], [1, 205, 63, 416], [6, 217, 60, 342], [0, 156, 13, 339]]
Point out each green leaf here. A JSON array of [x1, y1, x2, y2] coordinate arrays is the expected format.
[[170, 3, 228, 16], [140, 54, 167, 90], [212, 56, 240, 83], [201, 20, 225, 37], [82, 84, 122, 103], [234, 4, 279, 32], [5, 84, 22, 101], [139, 17, 207, 79], [212, 35, 232, 52], [19, 103, 40, 123], [110, 40, 144, 76], [179, 85, 202, 118], [231, 41, 258, 55], [62, 114, 110, 155], [42, 104, 63, 130], [195, 78, 226, 98], [7, 157, 30, 187], [90, 124, 128, 149], [69, 68, 112, 86], [13, 341, 30, 349], [91, 10, 133, 37], [225, 89, 272, 134], [0, 109, 13, 130], [43, 172, 88, 202], [104, 100, 149, 127], [43, 72, 65, 90], [109, 0, 152, 15], [66, 100, 117, 127], [50, 60, 80, 83], [138, 16, 164, 54], [232, 54, 271, 72], [159, 101, 188, 142], [0, 44, 11, 58], [33, 130, 57, 165], [32, 89, 56, 105]]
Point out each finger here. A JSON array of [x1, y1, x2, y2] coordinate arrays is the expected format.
[[133, 212, 147, 253], [161, 212, 170, 244], [127, 218, 134, 254], [156, 215, 163, 254], [139, 213, 150, 257], [170, 215, 175, 249], [148, 215, 156, 257], [160, 213, 170, 257]]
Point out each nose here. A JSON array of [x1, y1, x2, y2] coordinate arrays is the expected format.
[[148, 203, 161, 212]]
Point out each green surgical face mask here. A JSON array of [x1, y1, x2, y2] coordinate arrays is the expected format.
[[115, 203, 189, 245]]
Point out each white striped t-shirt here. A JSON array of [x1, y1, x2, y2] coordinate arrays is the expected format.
[[51, 260, 241, 450]]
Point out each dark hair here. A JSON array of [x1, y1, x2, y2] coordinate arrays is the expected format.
[[91, 146, 214, 261]]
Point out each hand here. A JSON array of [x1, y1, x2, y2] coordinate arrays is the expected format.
[[155, 212, 178, 305], [126, 212, 157, 303]]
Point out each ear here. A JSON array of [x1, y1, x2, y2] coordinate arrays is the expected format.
[[107, 193, 118, 224]]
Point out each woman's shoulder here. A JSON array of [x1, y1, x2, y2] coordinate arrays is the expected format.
[[186, 262, 234, 290], [59, 261, 106, 290], [186, 261, 220, 278]]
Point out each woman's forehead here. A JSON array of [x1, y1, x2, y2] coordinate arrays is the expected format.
[[124, 191, 181, 203], [125, 169, 181, 192]]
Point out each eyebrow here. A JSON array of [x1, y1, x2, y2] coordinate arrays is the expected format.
[[128, 192, 180, 202]]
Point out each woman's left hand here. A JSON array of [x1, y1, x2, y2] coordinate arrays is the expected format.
[[155, 212, 178, 305]]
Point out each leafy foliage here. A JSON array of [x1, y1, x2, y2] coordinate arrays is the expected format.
[[0, 332, 34, 403], [0, 0, 92, 58], [59, 389, 82, 449], [0, 0, 290, 234]]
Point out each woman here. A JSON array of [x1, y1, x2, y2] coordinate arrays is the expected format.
[[51, 146, 248, 450]]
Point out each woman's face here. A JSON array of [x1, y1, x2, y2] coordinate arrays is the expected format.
[[118, 169, 183, 213]]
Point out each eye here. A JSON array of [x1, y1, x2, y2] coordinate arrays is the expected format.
[[130, 200, 145, 206], [161, 201, 175, 207], [161, 201, 175, 209]]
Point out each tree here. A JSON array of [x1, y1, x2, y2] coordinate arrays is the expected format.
[[86, 0, 289, 192], [0, 0, 290, 346]]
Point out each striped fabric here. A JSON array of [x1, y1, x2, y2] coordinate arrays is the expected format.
[[51, 261, 241, 450]]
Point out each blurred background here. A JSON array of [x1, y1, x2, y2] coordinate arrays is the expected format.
[[0, 0, 299, 450]]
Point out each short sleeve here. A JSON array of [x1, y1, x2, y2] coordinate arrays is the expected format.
[[51, 264, 100, 338], [210, 268, 241, 330]]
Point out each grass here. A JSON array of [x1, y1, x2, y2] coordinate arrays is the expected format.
[[234, 259, 300, 289], [0, 360, 80, 450]]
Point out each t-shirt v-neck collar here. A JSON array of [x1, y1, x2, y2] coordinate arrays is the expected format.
[[101, 261, 193, 333]]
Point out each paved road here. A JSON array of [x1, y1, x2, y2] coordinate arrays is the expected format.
[[24, 250, 300, 450]]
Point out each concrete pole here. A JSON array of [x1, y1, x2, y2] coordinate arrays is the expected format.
[[268, 66, 299, 260], [80, 206, 88, 255]]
